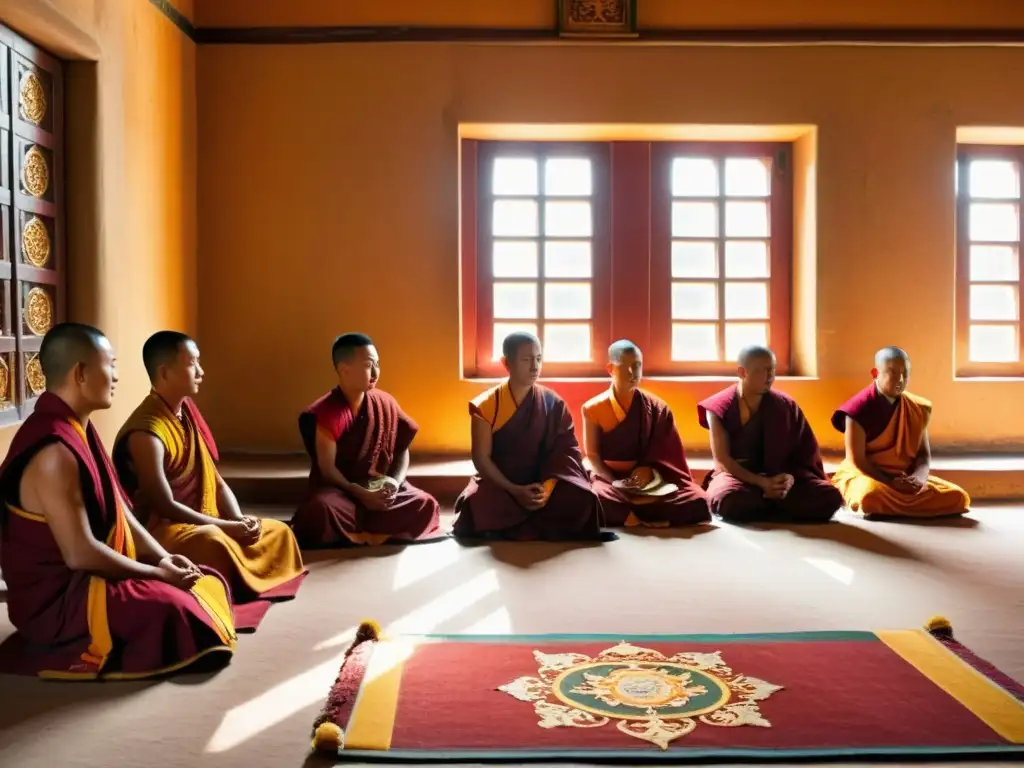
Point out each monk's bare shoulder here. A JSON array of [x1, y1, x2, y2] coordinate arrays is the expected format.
[[21, 442, 79, 506], [26, 441, 78, 477]]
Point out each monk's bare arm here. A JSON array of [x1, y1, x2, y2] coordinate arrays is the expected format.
[[128, 432, 240, 531], [385, 448, 409, 485], [122, 505, 172, 564], [910, 429, 931, 483], [470, 415, 515, 492], [214, 472, 245, 522], [707, 414, 767, 488], [844, 417, 891, 484], [314, 428, 359, 492], [582, 414, 615, 482], [27, 443, 163, 579]]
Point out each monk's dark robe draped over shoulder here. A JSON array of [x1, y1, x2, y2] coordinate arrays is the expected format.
[[585, 389, 710, 527], [697, 384, 841, 524], [453, 383, 604, 541], [290, 387, 442, 547], [0, 393, 236, 680]]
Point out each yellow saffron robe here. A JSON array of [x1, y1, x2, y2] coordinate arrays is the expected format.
[[114, 394, 305, 600], [831, 390, 970, 518]]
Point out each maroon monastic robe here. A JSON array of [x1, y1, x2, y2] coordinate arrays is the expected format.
[[697, 385, 841, 523], [589, 390, 710, 526], [0, 393, 235, 679], [453, 385, 605, 541], [289, 387, 442, 547], [831, 383, 899, 441]]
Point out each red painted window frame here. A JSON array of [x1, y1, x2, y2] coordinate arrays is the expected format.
[[461, 138, 793, 378]]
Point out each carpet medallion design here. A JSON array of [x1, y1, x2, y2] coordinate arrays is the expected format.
[[498, 641, 783, 749]]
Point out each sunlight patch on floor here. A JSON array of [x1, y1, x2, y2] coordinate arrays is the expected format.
[[460, 605, 513, 634], [803, 557, 855, 585], [387, 568, 501, 635], [206, 570, 503, 753], [390, 539, 461, 592], [204, 644, 353, 754]]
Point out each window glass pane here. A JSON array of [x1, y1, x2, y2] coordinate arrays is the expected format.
[[969, 203, 1018, 242], [492, 157, 537, 195], [672, 202, 717, 238], [969, 245, 1019, 282], [968, 325, 1018, 363], [724, 157, 770, 197], [544, 323, 591, 362], [672, 282, 718, 320], [969, 284, 1018, 321], [725, 282, 769, 319], [725, 201, 769, 237], [968, 159, 1019, 199], [544, 158, 592, 196], [544, 201, 592, 237], [725, 241, 769, 277], [492, 322, 538, 361], [493, 282, 537, 319], [544, 283, 591, 319], [545, 241, 591, 277], [725, 323, 768, 360], [493, 200, 538, 237], [672, 323, 718, 361], [492, 241, 538, 278], [671, 157, 717, 197], [671, 241, 717, 278]]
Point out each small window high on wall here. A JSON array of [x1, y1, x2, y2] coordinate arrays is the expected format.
[[0, 27, 64, 423], [956, 147, 1024, 376], [460, 139, 793, 378]]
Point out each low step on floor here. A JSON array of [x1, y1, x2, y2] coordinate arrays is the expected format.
[[220, 453, 1024, 507]]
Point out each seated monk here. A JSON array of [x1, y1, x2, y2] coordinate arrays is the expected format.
[[289, 333, 442, 547], [830, 346, 970, 519], [0, 323, 235, 679], [453, 332, 607, 541], [582, 340, 710, 527], [698, 345, 842, 524], [113, 332, 306, 632]]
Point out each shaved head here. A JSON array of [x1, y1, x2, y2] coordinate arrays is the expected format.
[[737, 345, 775, 368], [608, 339, 641, 364], [142, 330, 192, 382], [607, 339, 643, 392], [332, 333, 374, 367], [39, 322, 108, 389], [502, 331, 541, 361], [874, 346, 909, 369], [873, 346, 910, 398]]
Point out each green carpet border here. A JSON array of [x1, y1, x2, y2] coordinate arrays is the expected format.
[[333, 744, 1024, 762]]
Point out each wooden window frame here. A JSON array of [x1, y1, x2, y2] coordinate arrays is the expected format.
[[460, 138, 793, 379], [955, 145, 1024, 377], [0, 27, 65, 425], [649, 141, 792, 376]]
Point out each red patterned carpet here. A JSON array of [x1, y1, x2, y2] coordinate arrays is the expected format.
[[1, 504, 1023, 767]]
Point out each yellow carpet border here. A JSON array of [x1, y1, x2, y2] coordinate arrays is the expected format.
[[876, 629, 1024, 743]]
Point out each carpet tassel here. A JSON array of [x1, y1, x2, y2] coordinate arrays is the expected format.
[[308, 620, 382, 751], [312, 721, 344, 751], [924, 615, 953, 638]]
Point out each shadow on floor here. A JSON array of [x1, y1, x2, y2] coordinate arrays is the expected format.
[[741, 520, 926, 561]]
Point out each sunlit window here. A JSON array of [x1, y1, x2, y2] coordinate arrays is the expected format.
[[957, 151, 1022, 370]]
